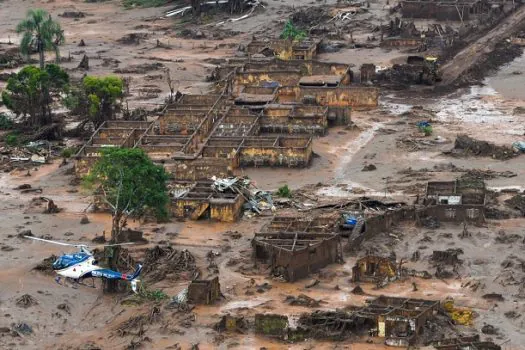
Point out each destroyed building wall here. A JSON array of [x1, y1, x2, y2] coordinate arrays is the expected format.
[[171, 181, 245, 222], [261, 105, 328, 135], [297, 86, 379, 109], [209, 196, 246, 222], [433, 336, 502, 350], [372, 297, 439, 345], [422, 204, 485, 223], [352, 256, 397, 283], [263, 215, 338, 233], [158, 110, 208, 135], [242, 60, 351, 81], [253, 233, 341, 281], [233, 71, 303, 95], [239, 137, 312, 167], [246, 39, 318, 60], [163, 157, 234, 182], [362, 207, 416, 240], [187, 276, 221, 304], [424, 180, 486, 223]]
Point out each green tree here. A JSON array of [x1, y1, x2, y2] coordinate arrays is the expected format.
[[68, 76, 123, 128], [83, 148, 169, 292], [17, 9, 65, 69], [1, 64, 69, 126]]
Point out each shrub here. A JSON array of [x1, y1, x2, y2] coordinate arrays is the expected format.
[[5, 133, 19, 146], [277, 184, 292, 198]]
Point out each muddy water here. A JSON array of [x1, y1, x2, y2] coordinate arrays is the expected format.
[[486, 53, 525, 100]]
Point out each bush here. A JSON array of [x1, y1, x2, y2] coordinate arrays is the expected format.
[[277, 184, 292, 198], [280, 20, 307, 41], [5, 133, 19, 146], [61, 147, 76, 159], [0, 113, 13, 130]]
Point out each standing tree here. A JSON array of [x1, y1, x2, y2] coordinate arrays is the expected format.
[[65, 76, 124, 128], [83, 148, 169, 292], [1, 64, 69, 126], [17, 9, 65, 69], [83, 76, 124, 128]]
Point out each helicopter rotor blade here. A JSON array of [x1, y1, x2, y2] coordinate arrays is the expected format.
[[24, 236, 86, 247], [24, 236, 137, 249], [95, 242, 137, 247]]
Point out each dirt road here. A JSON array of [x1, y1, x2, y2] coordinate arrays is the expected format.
[[439, 5, 525, 86]]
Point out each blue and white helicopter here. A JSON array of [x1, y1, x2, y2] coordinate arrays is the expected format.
[[25, 236, 143, 292]]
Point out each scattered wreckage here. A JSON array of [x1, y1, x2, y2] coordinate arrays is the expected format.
[[170, 176, 274, 221]]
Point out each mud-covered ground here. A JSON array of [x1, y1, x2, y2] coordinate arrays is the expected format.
[[1, 0, 525, 350]]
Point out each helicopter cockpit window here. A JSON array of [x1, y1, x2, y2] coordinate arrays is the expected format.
[[52, 253, 89, 270], [52, 257, 69, 270]]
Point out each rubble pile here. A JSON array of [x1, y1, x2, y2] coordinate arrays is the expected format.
[[115, 306, 161, 343], [297, 310, 364, 340], [211, 176, 274, 214], [451, 135, 518, 160], [284, 294, 323, 308], [142, 245, 198, 283], [504, 195, 525, 216]]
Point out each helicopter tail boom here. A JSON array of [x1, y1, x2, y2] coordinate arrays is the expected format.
[[89, 264, 142, 282]]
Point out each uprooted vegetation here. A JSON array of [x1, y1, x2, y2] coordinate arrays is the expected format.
[[142, 245, 198, 283]]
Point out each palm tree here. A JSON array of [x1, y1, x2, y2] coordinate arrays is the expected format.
[[16, 9, 64, 69]]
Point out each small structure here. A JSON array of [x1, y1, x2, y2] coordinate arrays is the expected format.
[[170, 181, 245, 222], [359, 296, 439, 346], [352, 256, 397, 284], [423, 179, 486, 222], [187, 276, 221, 305], [252, 232, 342, 281]]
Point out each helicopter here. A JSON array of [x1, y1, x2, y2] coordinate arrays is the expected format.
[[25, 236, 143, 293]]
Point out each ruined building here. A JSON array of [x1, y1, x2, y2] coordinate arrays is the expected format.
[[255, 295, 440, 346], [423, 179, 486, 223], [352, 256, 397, 284], [75, 37, 381, 222], [187, 276, 221, 305], [252, 232, 342, 281]]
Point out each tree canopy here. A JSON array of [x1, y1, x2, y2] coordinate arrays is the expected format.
[[17, 9, 64, 68], [84, 148, 169, 240], [65, 76, 124, 128], [84, 76, 124, 126], [1, 64, 69, 126]]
